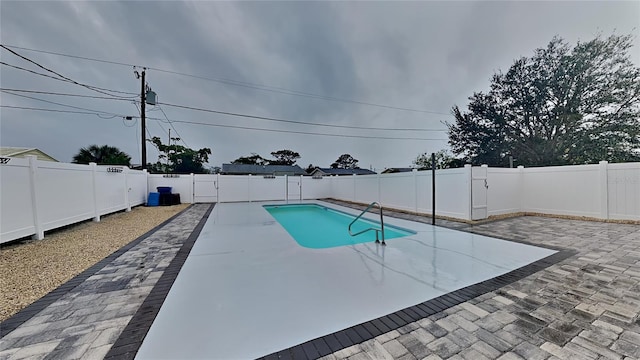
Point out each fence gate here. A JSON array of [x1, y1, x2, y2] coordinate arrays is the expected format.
[[193, 175, 218, 203], [286, 175, 301, 203], [471, 166, 488, 220]]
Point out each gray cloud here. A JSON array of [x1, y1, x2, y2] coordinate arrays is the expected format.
[[1, 1, 638, 170]]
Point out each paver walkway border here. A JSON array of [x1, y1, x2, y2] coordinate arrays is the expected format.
[[0, 205, 193, 338], [104, 204, 214, 359], [0, 204, 212, 360]]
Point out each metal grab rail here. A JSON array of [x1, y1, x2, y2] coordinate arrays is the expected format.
[[348, 202, 386, 245]]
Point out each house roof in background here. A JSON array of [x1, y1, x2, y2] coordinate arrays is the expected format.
[[381, 167, 414, 174], [221, 163, 306, 175], [312, 168, 377, 176], [0, 147, 58, 162]]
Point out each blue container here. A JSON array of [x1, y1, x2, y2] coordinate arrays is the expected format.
[[147, 192, 160, 206], [157, 186, 172, 194]]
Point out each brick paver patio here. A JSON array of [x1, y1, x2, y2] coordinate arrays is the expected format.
[[1, 201, 638, 359]]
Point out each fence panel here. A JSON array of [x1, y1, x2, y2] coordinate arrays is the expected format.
[[431, 167, 471, 219], [0, 157, 36, 242], [332, 176, 355, 201], [148, 174, 193, 203], [607, 163, 640, 220], [300, 177, 331, 199], [127, 170, 148, 207], [379, 172, 415, 212], [251, 176, 286, 202], [487, 168, 522, 216], [36, 162, 95, 232], [194, 174, 218, 203], [217, 175, 250, 202], [522, 164, 601, 218], [354, 174, 379, 205], [415, 171, 433, 214], [95, 166, 127, 215]]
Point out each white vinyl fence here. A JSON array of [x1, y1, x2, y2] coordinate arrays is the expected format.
[[143, 174, 332, 204], [1, 156, 147, 244], [1, 157, 638, 244]]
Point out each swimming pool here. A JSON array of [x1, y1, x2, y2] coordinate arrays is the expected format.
[[264, 204, 415, 248], [137, 200, 558, 359]]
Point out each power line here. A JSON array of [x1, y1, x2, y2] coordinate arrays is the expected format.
[[0, 88, 135, 101], [0, 105, 124, 117], [3, 85, 446, 132], [156, 101, 446, 132], [133, 101, 169, 139], [150, 68, 451, 115], [0, 46, 138, 98], [3, 104, 447, 141], [0, 62, 138, 98], [148, 117, 446, 141], [158, 105, 190, 148], [2, 87, 447, 132], [2, 44, 451, 115], [1, 90, 124, 117]]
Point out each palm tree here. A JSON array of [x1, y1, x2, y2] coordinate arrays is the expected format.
[[72, 145, 132, 166]]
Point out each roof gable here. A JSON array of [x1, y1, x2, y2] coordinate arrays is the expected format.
[[221, 163, 305, 175], [313, 168, 377, 176], [0, 147, 58, 162]]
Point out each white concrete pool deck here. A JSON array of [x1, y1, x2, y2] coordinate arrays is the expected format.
[[136, 200, 556, 359]]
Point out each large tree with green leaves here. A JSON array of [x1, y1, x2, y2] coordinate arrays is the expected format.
[[448, 34, 640, 167], [269, 149, 301, 165], [331, 154, 359, 169], [231, 153, 268, 165], [413, 149, 465, 169], [147, 136, 211, 174], [72, 145, 131, 166]]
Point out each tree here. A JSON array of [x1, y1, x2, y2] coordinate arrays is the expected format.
[[413, 149, 465, 169], [72, 145, 131, 166], [231, 153, 268, 165], [331, 154, 359, 169], [147, 136, 211, 174], [269, 149, 301, 166], [448, 34, 640, 167], [305, 164, 317, 174]]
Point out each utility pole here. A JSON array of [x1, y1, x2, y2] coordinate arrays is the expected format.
[[140, 69, 147, 169], [167, 128, 171, 174]]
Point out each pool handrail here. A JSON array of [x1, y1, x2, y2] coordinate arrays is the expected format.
[[348, 201, 386, 245]]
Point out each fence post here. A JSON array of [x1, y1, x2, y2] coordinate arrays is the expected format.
[[143, 169, 148, 204], [124, 167, 131, 212], [190, 173, 195, 204], [284, 174, 288, 202], [517, 165, 525, 213], [599, 161, 609, 220], [26, 155, 44, 240], [90, 162, 100, 222], [377, 172, 381, 203], [413, 168, 418, 213], [464, 164, 472, 221], [299, 175, 303, 201], [216, 173, 220, 203], [353, 173, 357, 201]]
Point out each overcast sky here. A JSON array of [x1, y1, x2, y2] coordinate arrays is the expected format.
[[1, 1, 638, 171]]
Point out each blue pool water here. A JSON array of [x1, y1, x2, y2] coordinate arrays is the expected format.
[[264, 204, 415, 248]]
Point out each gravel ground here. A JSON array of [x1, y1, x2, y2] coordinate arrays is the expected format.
[[0, 204, 189, 321]]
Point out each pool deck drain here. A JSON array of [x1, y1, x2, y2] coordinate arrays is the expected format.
[[1, 200, 639, 359]]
